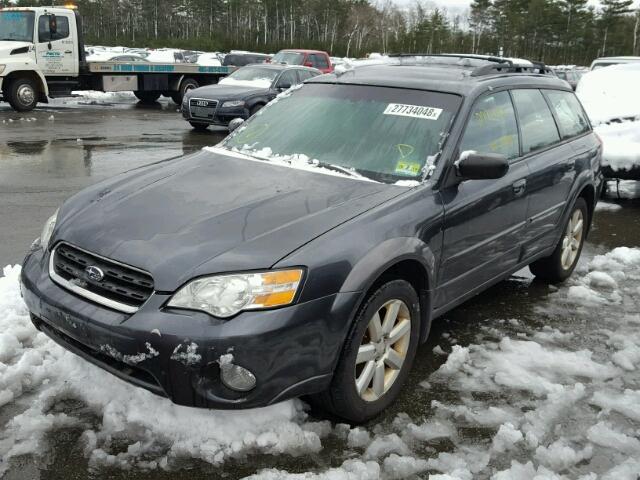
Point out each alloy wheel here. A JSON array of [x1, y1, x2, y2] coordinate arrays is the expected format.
[[354, 299, 411, 402], [561, 209, 584, 270]]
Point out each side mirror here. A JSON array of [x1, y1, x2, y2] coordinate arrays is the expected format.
[[49, 14, 58, 35], [277, 82, 292, 91], [303, 61, 313, 68], [228, 117, 245, 133], [455, 152, 509, 180]]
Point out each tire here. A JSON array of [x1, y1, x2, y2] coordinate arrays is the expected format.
[[310, 279, 421, 423], [6, 77, 39, 112], [172, 78, 199, 105], [189, 122, 209, 131], [134, 91, 161, 104], [529, 197, 589, 283], [249, 104, 264, 116]]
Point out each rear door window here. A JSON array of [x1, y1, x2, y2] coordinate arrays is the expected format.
[[543, 90, 591, 139], [459, 91, 520, 160], [511, 89, 561, 154]]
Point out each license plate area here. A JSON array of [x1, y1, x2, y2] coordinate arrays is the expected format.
[[190, 99, 217, 119]]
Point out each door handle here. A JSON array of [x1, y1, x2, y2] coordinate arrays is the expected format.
[[64, 50, 72, 54], [512, 179, 527, 196]]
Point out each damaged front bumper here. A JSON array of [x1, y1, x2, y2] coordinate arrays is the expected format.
[[21, 247, 360, 409]]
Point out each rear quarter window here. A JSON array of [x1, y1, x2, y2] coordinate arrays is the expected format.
[[543, 90, 591, 139], [511, 89, 561, 154]]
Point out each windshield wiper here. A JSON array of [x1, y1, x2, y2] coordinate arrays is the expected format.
[[0, 38, 26, 42], [314, 161, 364, 179]]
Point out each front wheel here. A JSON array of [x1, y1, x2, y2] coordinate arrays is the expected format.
[[310, 279, 420, 423], [529, 197, 588, 283], [6, 77, 39, 112]]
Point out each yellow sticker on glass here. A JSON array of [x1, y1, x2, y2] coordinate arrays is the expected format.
[[395, 161, 422, 176]]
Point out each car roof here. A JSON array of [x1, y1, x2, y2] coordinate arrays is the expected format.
[[242, 63, 319, 72], [279, 49, 328, 55], [308, 57, 571, 97]]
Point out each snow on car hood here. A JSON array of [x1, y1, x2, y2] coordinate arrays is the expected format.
[[52, 149, 402, 291], [577, 63, 640, 125], [218, 77, 273, 89]]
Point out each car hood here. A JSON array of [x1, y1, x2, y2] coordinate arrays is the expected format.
[[54, 149, 404, 291], [188, 84, 268, 100], [0, 41, 32, 56]]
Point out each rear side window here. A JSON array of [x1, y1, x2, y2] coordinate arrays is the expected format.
[[309, 54, 329, 69], [544, 90, 591, 139], [511, 89, 560, 154], [298, 69, 317, 81], [459, 91, 519, 160]]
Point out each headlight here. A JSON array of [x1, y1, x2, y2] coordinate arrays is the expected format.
[[222, 100, 244, 108], [167, 269, 304, 318], [40, 209, 59, 249]]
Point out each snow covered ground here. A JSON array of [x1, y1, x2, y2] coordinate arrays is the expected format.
[[1, 241, 640, 478]]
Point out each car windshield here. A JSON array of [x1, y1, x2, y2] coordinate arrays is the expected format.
[[221, 84, 461, 184], [218, 66, 280, 88], [0, 11, 34, 42], [272, 51, 304, 65]]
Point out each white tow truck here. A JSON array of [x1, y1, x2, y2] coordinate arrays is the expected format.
[[0, 6, 232, 111]]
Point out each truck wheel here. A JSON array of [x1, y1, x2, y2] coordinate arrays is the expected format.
[[173, 78, 199, 105], [309, 279, 420, 423], [6, 77, 39, 112], [189, 122, 209, 131], [529, 197, 588, 283], [134, 91, 161, 104]]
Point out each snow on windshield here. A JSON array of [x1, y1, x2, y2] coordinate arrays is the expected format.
[[3, 244, 640, 477]]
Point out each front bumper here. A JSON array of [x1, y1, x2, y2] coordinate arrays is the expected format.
[[21, 247, 360, 409], [181, 102, 248, 126]]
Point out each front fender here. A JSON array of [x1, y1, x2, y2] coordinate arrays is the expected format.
[[1, 61, 49, 96]]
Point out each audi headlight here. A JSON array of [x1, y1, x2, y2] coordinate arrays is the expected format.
[[167, 269, 304, 318], [222, 100, 244, 108], [39, 209, 59, 249]]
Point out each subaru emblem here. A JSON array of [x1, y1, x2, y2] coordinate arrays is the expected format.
[[85, 265, 104, 282]]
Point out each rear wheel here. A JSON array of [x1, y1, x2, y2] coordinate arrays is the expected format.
[[311, 279, 420, 423], [529, 197, 588, 283], [189, 122, 209, 131], [134, 91, 161, 104], [6, 77, 39, 112]]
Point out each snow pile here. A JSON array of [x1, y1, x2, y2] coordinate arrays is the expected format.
[[0, 266, 322, 475]]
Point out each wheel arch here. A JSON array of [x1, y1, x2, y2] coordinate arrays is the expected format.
[[2, 69, 49, 99], [340, 237, 435, 344]]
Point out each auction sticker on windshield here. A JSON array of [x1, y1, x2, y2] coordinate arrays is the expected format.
[[384, 103, 443, 120]]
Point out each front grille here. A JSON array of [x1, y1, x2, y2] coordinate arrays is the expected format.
[[51, 243, 154, 311], [189, 98, 218, 119]]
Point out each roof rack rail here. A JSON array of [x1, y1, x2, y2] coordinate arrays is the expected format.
[[387, 53, 553, 76]]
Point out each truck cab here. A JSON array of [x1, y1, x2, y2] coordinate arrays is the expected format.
[[0, 6, 83, 110]]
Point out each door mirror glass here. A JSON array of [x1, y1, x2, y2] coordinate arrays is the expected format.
[[228, 117, 245, 132], [456, 152, 509, 180]]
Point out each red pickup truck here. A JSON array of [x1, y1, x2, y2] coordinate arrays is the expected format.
[[270, 49, 334, 74]]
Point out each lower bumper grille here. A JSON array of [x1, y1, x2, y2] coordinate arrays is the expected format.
[[50, 242, 154, 313]]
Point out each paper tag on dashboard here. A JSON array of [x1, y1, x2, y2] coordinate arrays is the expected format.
[[384, 103, 442, 120]]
